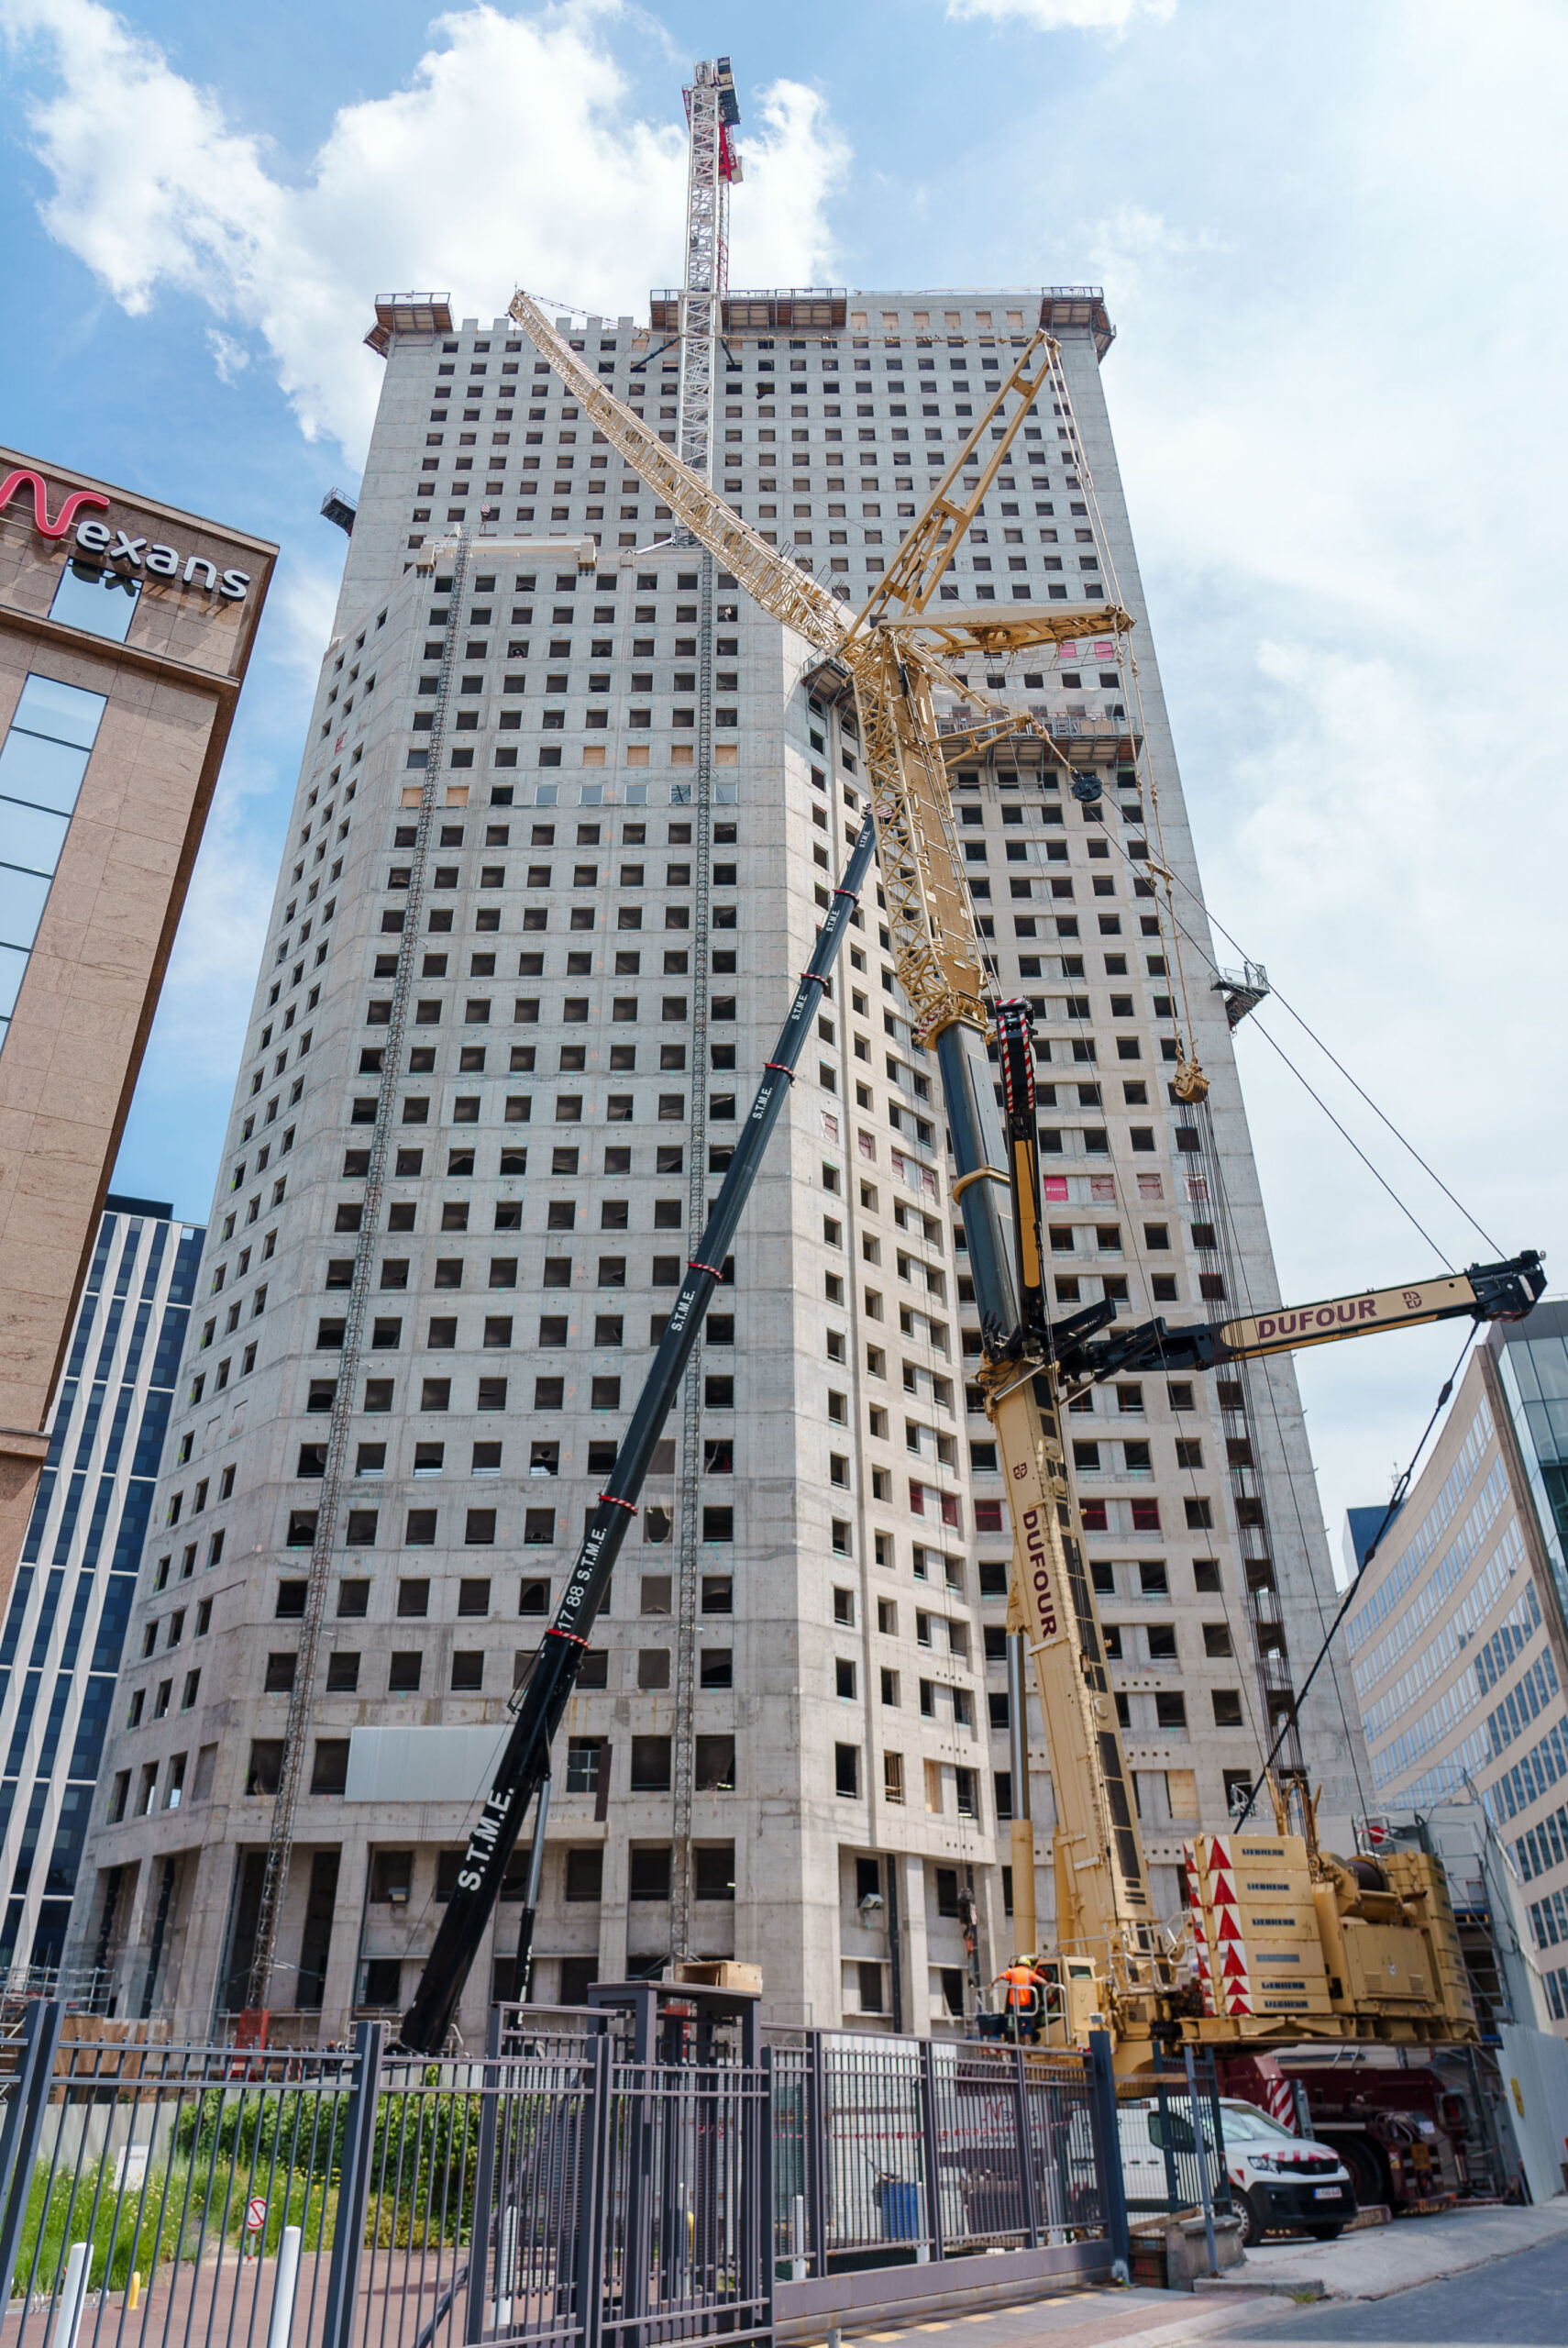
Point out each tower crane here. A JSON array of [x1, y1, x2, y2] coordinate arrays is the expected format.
[[399, 282, 1543, 2058]]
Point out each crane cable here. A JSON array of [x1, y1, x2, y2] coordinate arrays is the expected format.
[[1091, 813, 1461, 1269], [1156, 858, 1500, 1260], [1039, 340, 1497, 1264], [1232, 1325, 1476, 1826], [1184, 1106, 1375, 1822], [1042, 340, 1207, 1081], [1033, 361, 1430, 1822]]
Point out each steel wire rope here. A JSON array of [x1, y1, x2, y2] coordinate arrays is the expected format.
[[1187, 1099, 1375, 1822], [1232, 1325, 1475, 1826], [1088, 814, 1459, 1268], [1044, 348, 1495, 1263], [1163, 864, 1500, 1259], [1108, 1180, 1279, 1808], [1021, 632, 1390, 1817], [1029, 741, 1452, 1779], [1043, 345, 1207, 1077], [1082, 763, 1411, 1807], [1017, 708, 1386, 1827]]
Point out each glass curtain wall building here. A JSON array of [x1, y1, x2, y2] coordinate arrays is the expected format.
[[0, 1197, 202, 1991], [1343, 1312, 1568, 2036], [1489, 1301, 1568, 2022]]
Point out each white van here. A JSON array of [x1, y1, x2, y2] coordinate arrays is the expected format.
[[1117, 2096, 1357, 2246]]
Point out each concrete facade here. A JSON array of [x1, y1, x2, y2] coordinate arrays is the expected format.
[[0, 455, 274, 1604], [1342, 1324, 1568, 2037], [0, 1197, 202, 1994], [73, 288, 1363, 2044]]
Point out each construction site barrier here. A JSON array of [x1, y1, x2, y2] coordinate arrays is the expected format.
[[0, 2005, 1136, 2348]]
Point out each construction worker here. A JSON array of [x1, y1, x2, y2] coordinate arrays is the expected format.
[[993, 1955, 1048, 2043]]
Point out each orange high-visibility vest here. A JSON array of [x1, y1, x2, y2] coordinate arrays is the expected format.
[[999, 1964, 1039, 2010]]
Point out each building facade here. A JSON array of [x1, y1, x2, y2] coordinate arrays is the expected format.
[[74, 282, 1364, 2043], [0, 454, 273, 1596], [0, 1196, 202, 1997], [1342, 1316, 1568, 2037]]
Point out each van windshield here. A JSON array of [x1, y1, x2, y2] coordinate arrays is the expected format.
[[1216, 2105, 1285, 2143]]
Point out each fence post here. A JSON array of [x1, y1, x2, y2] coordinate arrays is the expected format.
[[267, 2225, 303, 2348], [1011, 2049, 1042, 2247], [917, 2042, 944, 2263], [1087, 2031, 1129, 2282], [804, 2031, 828, 2279], [0, 1998, 66, 2309], [465, 2006, 502, 2343], [573, 2032, 611, 2348], [322, 2020, 383, 2348], [1183, 2047, 1218, 2277], [754, 2045, 776, 2339], [1154, 2074, 1179, 2213], [1201, 2052, 1232, 2214]]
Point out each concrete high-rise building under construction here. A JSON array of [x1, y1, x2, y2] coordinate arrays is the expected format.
[[74, 142, 1365, 2039]]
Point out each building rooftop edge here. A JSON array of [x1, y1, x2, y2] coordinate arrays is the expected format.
[[0, 444, 278, 559]]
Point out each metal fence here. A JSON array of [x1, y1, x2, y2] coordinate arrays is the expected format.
[[1113, 2060, 1233, 2222], [0, 2002, 774, 2348], [0, 2004, 1125, 2348], [767, 2030, 1109, 2270]]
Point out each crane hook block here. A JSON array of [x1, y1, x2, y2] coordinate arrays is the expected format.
[[1070, 769, 1102, 804], [1171, 1058, 1209, 1103]]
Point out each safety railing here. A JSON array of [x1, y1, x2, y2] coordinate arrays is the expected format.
[[1114, 2057, 1233, 2221], [0, 2005, 774, 2348], [0, 2006, 1132, 2348], [766, 2029, 1110, 2273]]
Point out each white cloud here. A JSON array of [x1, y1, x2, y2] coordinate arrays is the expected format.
[[143, 764, 276, 1082], [0, 1, 848, 460], [946, 0, 1175, 27], [732, 81, 849, 291], [205, 330, 249, 384], [1071, 1, 1568, 1539]]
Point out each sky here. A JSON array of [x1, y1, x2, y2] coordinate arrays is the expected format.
[[2, 0, 1565, 1566]]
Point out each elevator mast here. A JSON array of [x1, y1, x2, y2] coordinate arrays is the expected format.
[[670, 56, 742, 1964], [674, 57, 740, 492]]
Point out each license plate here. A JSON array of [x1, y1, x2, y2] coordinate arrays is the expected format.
[[1313, 2187, 1342, 2201]]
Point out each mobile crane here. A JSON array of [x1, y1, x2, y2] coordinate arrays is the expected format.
[[399, 286, 1543, 2058]]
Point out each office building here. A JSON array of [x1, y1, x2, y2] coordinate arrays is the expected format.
[[0, 452, 273, 1598], [0, 1196, 202, 1995], [74, 277, 1365, 2043], [1343, 1309, 1568, 2036]]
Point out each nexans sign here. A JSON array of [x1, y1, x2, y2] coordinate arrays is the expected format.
[[0, 467, 254, 602]]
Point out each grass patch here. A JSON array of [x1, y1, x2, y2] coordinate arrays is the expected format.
[[13, 2163, 337, 2296]]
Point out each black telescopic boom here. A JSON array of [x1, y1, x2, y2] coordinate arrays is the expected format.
[[994, 1000, 1047, 1351], [400, 815, 879, 2052]]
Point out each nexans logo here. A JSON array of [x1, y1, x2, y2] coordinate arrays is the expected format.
[[1, 467, 253, 603]]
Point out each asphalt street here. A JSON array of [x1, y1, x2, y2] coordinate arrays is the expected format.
[[1220, 2226, 1568, 2344]]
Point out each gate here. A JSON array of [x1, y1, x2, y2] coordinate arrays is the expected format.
[[0, 2002, 1124, 2348]]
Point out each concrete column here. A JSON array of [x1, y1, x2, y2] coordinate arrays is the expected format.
[[897, 1852, 931, 2037], [598, 1836, 628, 1981], [319, 1840, 367, 2042]]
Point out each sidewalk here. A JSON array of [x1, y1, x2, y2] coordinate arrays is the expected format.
[[789, 2201, 1568, 2348], [1207, 2196, 1568, 2302]]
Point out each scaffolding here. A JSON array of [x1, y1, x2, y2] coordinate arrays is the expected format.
[[240, 535, 471, 2012]]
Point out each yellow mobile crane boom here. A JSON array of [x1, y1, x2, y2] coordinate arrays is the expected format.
[[400, 288, 1541, 2057]]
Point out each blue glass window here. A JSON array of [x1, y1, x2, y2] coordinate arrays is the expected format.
[[90, 1576, 136, 1673], [48, 559, 140, 644], [0, 674, 105, 1049], [66, 1675, 115, 1784]]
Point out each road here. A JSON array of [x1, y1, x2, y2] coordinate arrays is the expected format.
[[1221, 2225, 1568, 2344]]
